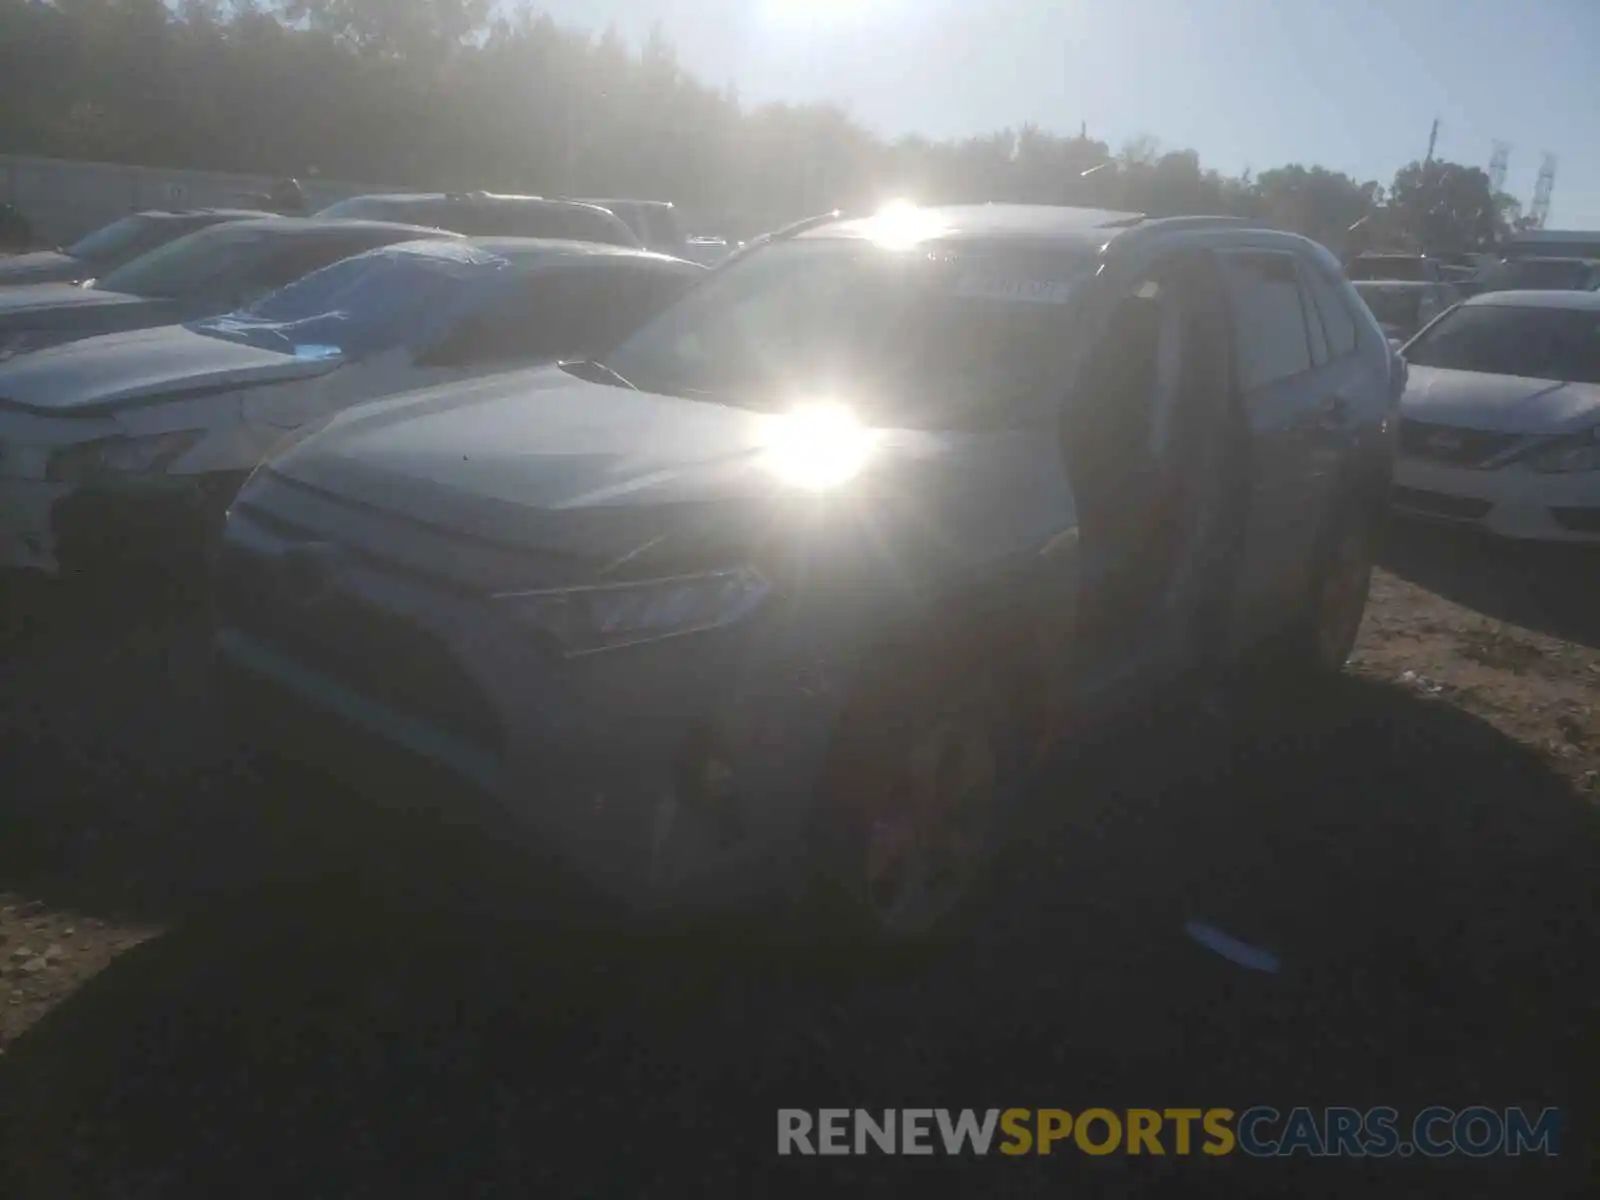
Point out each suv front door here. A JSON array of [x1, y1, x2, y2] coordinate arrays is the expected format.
[[1217, 247, 1327, 648], [1062, 247, 1238, 699]]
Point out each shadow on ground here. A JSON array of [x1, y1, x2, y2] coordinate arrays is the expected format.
[[0, 654, 1591, 1197], [1378, 519, 1600, 649]]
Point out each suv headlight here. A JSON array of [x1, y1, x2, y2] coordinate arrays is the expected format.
[[493, 567, 772, 657], [47, 430, 205, 484], [1526, 424, 1600, 474]]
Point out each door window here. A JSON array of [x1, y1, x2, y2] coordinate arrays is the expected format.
[[1220, 251, 1314, 389], [1300, 260, 1360, 358], [1296, 261, 1330, 368]]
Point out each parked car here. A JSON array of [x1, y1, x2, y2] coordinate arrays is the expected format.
[[1353, 279, 1456, 347], [0, 238, 703, 577], [1474, 256, 1600, 295], [1391, 290, 1600, 542], [571, 199, 688, 256], [683, 235, 732, 267], [1438, 263, 1485, 298], [0, 218, 454, 362], [0, 209, 277, 287], [0, 202, 32, 252], [211, 203, 1398, 943], [315, 192, 640, 247], [1346, 253, 1449, 285]]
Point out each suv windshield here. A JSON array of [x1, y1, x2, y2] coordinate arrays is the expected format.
[[1349, 257, 1430, 282], [600, 238, 1098, 427], [1355, 284, 1425, 332], [1404, 303, 1600, 384], [189, 244, 512, 359], [97, 224, 271, 297], [64, 215, 165, 264], [1479, 259, 1598, 292], [316, 197, 436, 224]]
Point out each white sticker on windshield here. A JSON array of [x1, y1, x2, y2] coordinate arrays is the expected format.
[[293, 344, 342, 360], [951, 275, 1079, 304]]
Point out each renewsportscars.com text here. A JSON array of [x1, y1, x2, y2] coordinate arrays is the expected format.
[[777, 1107, 1562, 1158]]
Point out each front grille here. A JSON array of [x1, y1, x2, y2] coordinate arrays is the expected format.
[[1398, 419, 1524, 468], [216, 545, 504, 759], [1550, 507, 1600, 534], [1391, 486, 1493, 520]]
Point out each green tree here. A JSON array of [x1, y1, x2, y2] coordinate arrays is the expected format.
[[1386, 159, 1500, 252], [277, 0, 489, 59], [1252, 164, 1374, 250], [0, 0, 1534, 252]]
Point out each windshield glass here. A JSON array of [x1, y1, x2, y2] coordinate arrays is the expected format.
[[601, 238, 1099, 427], [317, 198, 431, 223], [64, 215, 163, 264], [188, 243, 513, 359], [1404, 303, 1600, 384], [1480, 259, 1596, 291], [1355, 284, 1425, 331], [1349, 257, 1429, 282], [97, 224, 271, 297]]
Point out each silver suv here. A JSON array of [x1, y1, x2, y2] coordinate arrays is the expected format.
[[213, 204, 1400, 945]]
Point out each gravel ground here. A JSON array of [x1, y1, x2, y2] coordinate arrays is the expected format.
[[0, 522, 1594, 1198]]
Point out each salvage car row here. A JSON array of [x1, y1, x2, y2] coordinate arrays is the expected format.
[[0, 200, 1595, 949]]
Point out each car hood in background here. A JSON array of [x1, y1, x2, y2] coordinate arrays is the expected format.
[[0, 285, 161, 360], [0, 324, 345, 417], [1400, 365, 1600, 435], [265, 366, 1070, 569], [0, 251, 89, 287]]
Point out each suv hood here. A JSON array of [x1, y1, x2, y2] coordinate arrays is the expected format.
[[1401, 364, 1600, 434], [0, 324, 344, 417], [0, 282, 145, 317], [266, 366, 1067, 568], [0, 251, 85, 286]]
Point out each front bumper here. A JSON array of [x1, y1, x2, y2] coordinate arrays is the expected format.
[[1392, 456, 1600, 543], [0, 464, 241, 578], [211, 515, 853, 916]]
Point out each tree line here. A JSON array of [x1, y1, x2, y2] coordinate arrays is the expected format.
[[0, 0, 1527, 249]]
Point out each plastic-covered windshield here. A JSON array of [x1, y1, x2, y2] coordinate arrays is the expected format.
[[187, 241, 515, 359]]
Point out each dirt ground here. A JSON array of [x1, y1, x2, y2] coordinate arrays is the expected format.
[[0, 520, 1594, 1198]]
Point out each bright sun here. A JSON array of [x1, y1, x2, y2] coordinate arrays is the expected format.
[[758, 0, 882, 28], [762, 403, 880, 490]]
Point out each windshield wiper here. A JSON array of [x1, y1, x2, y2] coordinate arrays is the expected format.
[[559, 358, 638, 391]]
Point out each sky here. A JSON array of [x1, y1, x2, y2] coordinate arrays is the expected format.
[[524, 0, 1600, 229]]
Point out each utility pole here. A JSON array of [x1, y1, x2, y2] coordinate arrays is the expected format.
[[1530, 153, 1558, 229], [1488, 140, 1511, 194], [1425, 117, 1439, 166]]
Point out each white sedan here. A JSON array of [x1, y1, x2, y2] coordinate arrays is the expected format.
[[1393, 290, 1600, 542], [0, 237, 704, 576]]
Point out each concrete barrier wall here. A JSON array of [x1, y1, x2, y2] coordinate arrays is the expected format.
[[0, 154, 418, 246]]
